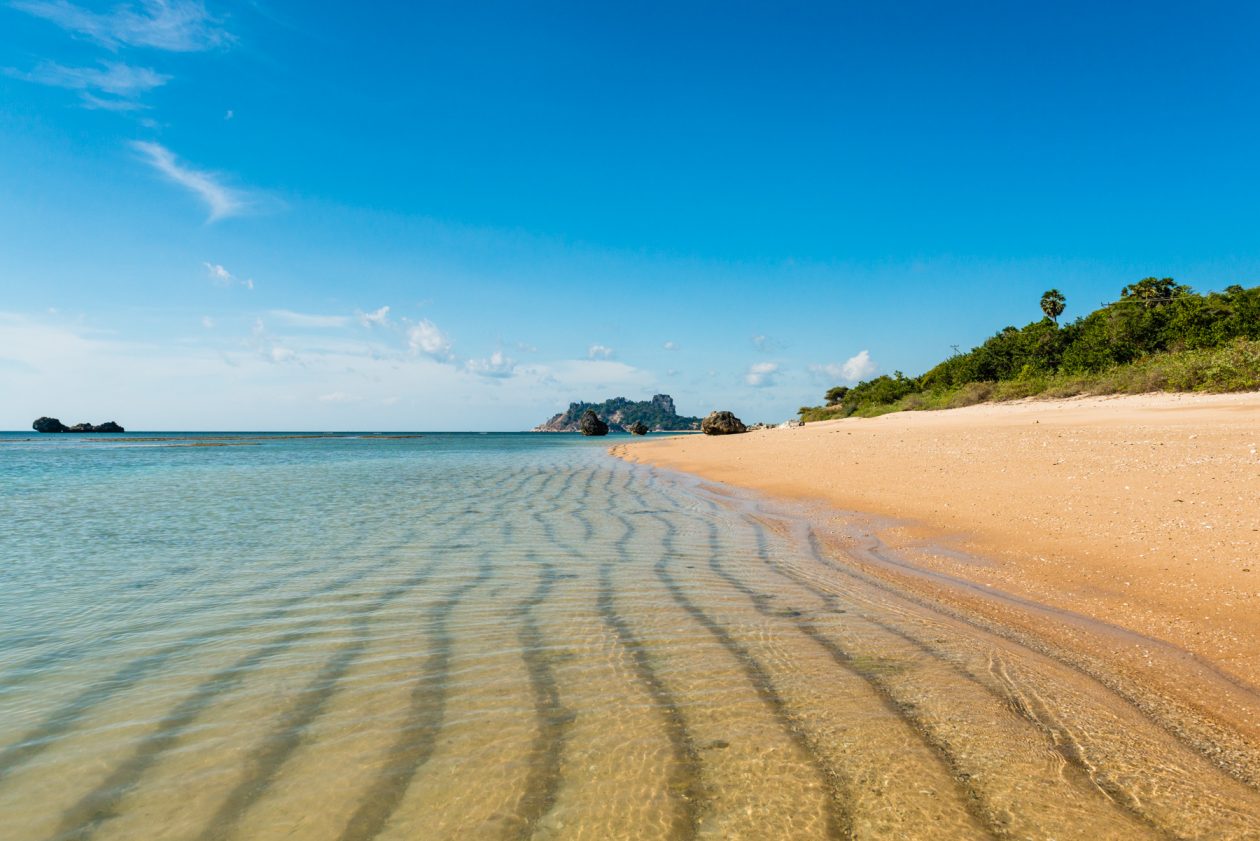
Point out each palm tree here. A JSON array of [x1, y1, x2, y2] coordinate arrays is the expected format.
[[1040, 288, 1066, 325]]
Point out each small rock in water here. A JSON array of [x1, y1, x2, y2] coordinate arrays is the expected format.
[[577, 409, 609, 436]]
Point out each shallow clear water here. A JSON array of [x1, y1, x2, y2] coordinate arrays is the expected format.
[[2, 431, 1259, 840]]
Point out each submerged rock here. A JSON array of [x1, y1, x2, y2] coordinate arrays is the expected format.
[[32, 416, 69, 433], [701, 411, 747, 435], [577, 409, 609, 436], [626, 421, 648, 435]]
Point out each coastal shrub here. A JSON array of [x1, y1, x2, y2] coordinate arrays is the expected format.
[[946, 381, 996, 407], [797, 281, 1260, 422], [899, 393, 929, 411]]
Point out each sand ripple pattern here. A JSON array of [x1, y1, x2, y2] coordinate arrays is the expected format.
[[2, 434, 1259, 840]]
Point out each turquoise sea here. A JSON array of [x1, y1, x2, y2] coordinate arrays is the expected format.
[[2, 431, 1259, 840]]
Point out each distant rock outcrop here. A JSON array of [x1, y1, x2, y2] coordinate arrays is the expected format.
[[533, 394, 701, 432], [626, 421, 648, 435], [32, 417, 125, 433], [577, 409, 609, 436], [701, 411, 747, 435], [33, 417, 69, 433]]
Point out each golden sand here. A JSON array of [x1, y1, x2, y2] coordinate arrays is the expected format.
[[617, 392, 1260, 736]]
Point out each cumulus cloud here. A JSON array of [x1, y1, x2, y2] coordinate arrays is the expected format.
[[357, 306, 390, 328], [812, 351, 877, 383], [269, 310, 350, 329], [663, 340, 678, 351], [409, 319, 452, 359], [134, 142, 251, 222], [202, 261, 253, 289], [745, 361, 780, 387], [841, 350, 877, 381], [587, 344, 614, 360], [8, 60, 169, 109], [12, 0, 232, 52], [465, 350, 516, 378]]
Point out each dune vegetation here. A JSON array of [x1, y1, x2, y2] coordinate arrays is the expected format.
[[801, 278, 1260, 421]]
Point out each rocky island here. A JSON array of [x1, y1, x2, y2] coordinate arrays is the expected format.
[[33, 417, 125, 433], [533, 394, 700, 433]]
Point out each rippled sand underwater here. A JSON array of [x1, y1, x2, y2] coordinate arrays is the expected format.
[[2, 433, 1260, 840]]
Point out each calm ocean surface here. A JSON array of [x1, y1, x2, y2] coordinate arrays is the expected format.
[[3, 431, 1260, 840]]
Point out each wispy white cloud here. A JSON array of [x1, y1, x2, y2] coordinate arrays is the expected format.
[[408, 319, 452, 360], [0, 311, 669, 430], [811, 350, 877, 383], [270, 310, 351, 329], [134, 142, 251, 221], [202, 261, 253, 289], [465, 350, 516, 379], [200, 315, 214, 329], [82, 92, 146, 111], [663, 340, 678, 351], [587, 344, 614, 360], [745, 361, 780, 387], [751, 334, 785, 353], [515, 341, 538, 353], [8, 60, 169, 109], [356, 306, 390, 328], [12, 0, 232, 52]]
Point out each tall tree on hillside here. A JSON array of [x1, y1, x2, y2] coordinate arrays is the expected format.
[[1120, 277, 1190, 309], [1040, 288, 1066, 325], [824, 386, 849, 406]]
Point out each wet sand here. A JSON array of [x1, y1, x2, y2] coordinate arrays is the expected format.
[[616, 393, 1260, 781]]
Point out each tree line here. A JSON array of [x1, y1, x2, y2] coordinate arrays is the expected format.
[[803, 278, 1260, 420]]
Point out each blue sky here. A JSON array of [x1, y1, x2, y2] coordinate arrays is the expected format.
[[2, 1, 1259, 429]]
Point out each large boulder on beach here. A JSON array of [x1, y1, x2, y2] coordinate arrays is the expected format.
[[626, 421, 648, 435], [577, 409, 609, 436], [32, 417, 69, 433], [701, 411, 747, 435]]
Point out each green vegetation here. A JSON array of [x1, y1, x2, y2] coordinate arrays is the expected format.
[[536, 394, 701, 431], [800, 279, 1260, 422], [1040, 288, 1065, 324]]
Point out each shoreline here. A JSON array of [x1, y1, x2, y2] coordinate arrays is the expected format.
[[614, 392, 1260, 760]]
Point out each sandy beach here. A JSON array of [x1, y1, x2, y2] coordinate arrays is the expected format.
[[617, 393, 1260, 753]]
